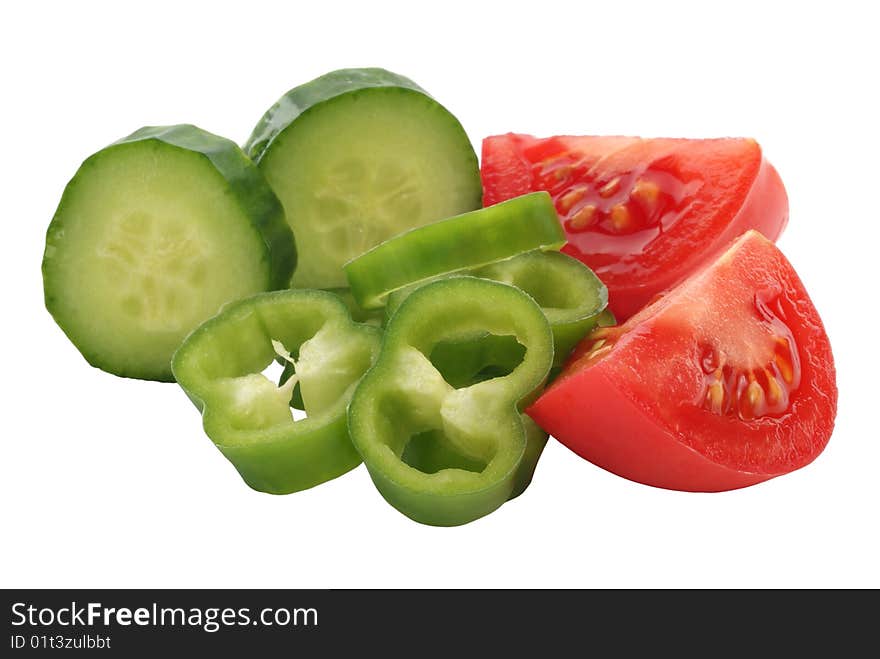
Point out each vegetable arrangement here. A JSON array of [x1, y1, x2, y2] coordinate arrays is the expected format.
[[43, 68, 838, 525]]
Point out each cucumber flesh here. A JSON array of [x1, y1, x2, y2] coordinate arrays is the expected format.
[[245, 68, 481, 290], [43, 125, 295, 381]]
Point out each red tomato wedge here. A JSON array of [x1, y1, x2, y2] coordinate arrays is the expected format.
[[527, 230, 836, 492], [481, 134, 789, 320]]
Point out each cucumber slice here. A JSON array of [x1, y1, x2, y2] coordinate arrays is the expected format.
[[43, 125, 296, 381], [244, 68, 481, 289]]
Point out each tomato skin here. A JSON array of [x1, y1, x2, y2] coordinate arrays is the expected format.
[[481, 134, 789, 320], [529, 365, 775, 491], [527, 231, 837, 492]]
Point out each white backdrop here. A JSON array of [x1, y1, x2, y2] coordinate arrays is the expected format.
[[2, 0, 876, 588]]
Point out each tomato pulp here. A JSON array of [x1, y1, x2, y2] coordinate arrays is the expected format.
[[527, 231, 836, 492], [481, 134, 789, 320]]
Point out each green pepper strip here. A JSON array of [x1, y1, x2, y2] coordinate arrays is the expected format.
[[172, 289, 381, 494], [348, 277, 554, 526], [386, 250, 610, 370], [343, 192, 565, 309]]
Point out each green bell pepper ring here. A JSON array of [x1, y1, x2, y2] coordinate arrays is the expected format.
[[348, 277, 555, 526], [171, 289, 381, 494], [385, 250, 610, 369], [343, 192, 565, 309], [417, 307, 615, 388]]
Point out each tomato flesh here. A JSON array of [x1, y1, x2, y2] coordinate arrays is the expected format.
[[481, 134, 789, 319], [526, 230, 837, 492]]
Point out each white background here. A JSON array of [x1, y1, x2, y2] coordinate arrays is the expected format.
[[2, 1, 877, 588]]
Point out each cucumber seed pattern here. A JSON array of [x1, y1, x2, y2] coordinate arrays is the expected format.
[[97, 210, 209, 332], [313, 158, 423, 260]]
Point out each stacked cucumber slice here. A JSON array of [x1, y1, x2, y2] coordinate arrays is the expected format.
[[245, 68, 482, 289], [43, 69, 482, 381]]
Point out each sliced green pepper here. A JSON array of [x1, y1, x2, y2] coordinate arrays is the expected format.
[[320, 288, 384, 326], [281, 288, 383, 411], [343, 192, 565, 309], [348, 277, 554, 526], [386, 250, 609, 369], [172, 289, 381, 494]]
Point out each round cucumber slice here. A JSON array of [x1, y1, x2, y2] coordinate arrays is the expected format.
[[43, 125, 296, 382], [245, 68, 481, 289]]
